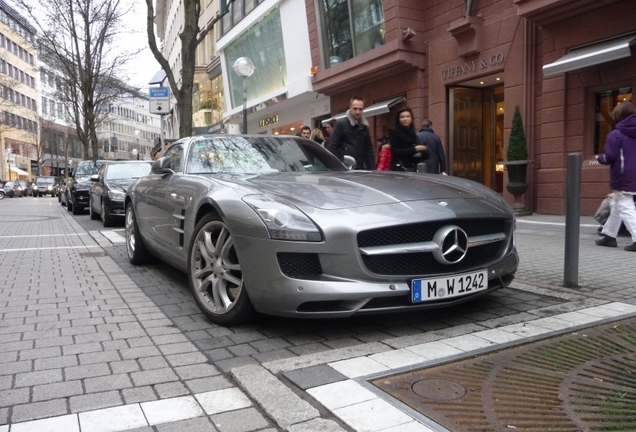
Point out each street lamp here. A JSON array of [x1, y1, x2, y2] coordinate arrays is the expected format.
[[232, 57, 255, 134], [133, 130, 141, 160]]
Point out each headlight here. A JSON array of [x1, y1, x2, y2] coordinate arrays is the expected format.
[[243, 195, 322, 242], [47, 185, 53, 190], [32, 185, 38, 190], [107, 190, 126, 201]]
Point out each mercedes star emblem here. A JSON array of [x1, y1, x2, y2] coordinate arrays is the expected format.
[[432, 225, 469, 264]]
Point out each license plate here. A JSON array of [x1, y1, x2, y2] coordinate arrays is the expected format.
[[411, 270, 487, 303]]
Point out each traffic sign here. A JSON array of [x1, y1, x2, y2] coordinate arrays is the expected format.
[[149, 87, 170, 114]]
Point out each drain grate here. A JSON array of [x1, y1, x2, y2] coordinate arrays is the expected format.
[[373, 318, 636, 431]]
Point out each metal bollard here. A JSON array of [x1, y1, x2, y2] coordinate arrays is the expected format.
[[564, 152, 582, 287]]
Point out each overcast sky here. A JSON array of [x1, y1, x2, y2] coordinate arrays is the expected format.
[[120, 0, 162, 91]]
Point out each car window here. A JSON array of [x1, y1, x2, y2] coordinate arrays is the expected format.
[[4, 182, 14, 188], [185, 136, 345, 174], [163, 144, 183, 172], [36, 177, 55, 183], [74, 161, 103, 176], [106, 163, 151, 180]]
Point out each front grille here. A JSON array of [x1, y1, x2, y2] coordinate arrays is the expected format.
[[362, 242, 503, 275], [277, 252, 323, 280], [357, 219, 506, 248]]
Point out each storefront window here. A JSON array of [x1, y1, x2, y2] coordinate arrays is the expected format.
[[193, 72, 225, 127], [595, 87, 632, 154], [272, 121, 303, 136], [319, 0, 385, 68], [225, 9, 287, 110]]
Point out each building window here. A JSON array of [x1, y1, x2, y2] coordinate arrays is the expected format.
[[221, 0, 262, 35], [318, 0, 385, 68], [225, 8, 286, 110], [594, 87, 632, 154]]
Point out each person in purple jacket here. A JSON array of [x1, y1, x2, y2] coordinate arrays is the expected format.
[[595, 101, 636, 251]]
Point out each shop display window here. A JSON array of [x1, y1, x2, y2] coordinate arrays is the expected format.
[[318, 0, 385, 68], [594, 87, 632, 154], [272, 121, 303, 137], [225, 9, 287, 110]]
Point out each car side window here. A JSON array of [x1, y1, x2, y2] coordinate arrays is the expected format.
[[163, 144, 184, 172]]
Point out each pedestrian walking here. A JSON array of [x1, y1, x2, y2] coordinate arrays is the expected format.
[[595, 101, 636, 251], [326, 97, 375, 170], [417, 119, 447, 174], [387, 107, 427, 171]]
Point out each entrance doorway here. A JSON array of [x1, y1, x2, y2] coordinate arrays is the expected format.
[[449, 83, 504, 192]]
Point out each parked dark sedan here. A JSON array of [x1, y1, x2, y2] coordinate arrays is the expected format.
[[65, 160, 106, 214], [3, 181, 24, 197], [89, 161, 152, 227], [124, 135, 519, 325]]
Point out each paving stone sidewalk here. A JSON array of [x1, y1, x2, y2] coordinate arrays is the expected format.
[[1, 198, 635, 432]]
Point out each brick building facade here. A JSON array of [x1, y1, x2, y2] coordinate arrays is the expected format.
[[308, 0, 636, 215]]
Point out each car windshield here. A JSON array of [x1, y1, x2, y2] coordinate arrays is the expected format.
[[4, 182, 14, 188], [185, 136, 346, 174], [74, 162, 103, 176], [36, 177, 55, 183], [106, 163, 151, 180]]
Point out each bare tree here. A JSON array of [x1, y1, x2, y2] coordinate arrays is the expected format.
[[20, 0, 136, 160], [144, 0, 234, 139]]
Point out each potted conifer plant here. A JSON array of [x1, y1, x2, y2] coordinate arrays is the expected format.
[[502, 106, 532, 214]]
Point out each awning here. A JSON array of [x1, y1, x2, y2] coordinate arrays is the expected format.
[[321, 96, 406, 126], [10, 166, 29, 176], [543, 34, 636, 77], [148, 70, 167, 85]]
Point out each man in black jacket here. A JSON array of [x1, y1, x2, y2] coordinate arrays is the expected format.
[[326, 97, 375, 170], [417, 119, 447, 174]]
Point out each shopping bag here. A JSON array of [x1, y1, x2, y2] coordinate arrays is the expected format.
[[376, 147, 392, 171]]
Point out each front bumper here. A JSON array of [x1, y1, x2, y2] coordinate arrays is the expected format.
[[104, 198, 125, 217], [72, 189, 90, 207], [233, 231, 518, 319]]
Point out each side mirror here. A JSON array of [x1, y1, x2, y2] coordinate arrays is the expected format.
[[90, 174, 99, 182], [343, 155, 356, 170], [151, 157, 175, 175]]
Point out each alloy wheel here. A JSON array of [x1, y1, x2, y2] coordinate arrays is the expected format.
[[190, 220, 244, 316], [125, 206, 136, 258]]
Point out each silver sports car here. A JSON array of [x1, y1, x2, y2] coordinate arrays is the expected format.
[[125, 135, 518, 325]]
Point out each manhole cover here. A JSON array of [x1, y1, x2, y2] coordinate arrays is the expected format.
[[412, 379, 466, 401], [372, 317, 636, 431], [81, 252, 108, 257]]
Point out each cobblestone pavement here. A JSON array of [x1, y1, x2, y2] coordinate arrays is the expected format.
[[0, 197, 634, 432]]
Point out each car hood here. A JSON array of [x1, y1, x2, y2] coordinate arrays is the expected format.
[[207, 171, 506, 210], [106, 179, 135, 192], [73, 176, 92, 187]]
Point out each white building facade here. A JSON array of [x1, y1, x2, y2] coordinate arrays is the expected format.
[[96, 95, 161, 160], [217, 0, 330, 135]]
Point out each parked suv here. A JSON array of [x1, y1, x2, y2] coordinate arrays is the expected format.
[[65, 160, 106, 215], [33, 176, 56, 197]]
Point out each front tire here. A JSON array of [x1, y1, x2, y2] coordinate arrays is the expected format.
[[89, 196, 100, 220], [125, 204, 149, 265], [71, 197, 82, 215], [101, 199, 113, 227], [188, 214, 254, 326]]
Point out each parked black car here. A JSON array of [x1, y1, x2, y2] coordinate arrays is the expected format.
[[32, 176, 56, 197], [89, 161, 152, 226], [18, 181, 32, 196], [3, 181, 24, 197], [65, 160, 106, 215]]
